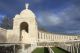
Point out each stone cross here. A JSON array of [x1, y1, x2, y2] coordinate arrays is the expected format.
[[26, 3, 29, 9]]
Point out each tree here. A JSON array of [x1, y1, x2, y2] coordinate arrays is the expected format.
[[0, 16, 13, 29]]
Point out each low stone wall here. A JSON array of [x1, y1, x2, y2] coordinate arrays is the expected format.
[[48, 47, 54, 53], [7, 30, 19, 43], [0, 28, 7, 43]]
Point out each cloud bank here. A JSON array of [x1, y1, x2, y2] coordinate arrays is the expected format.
[[37, 3, 80, 33], [37, 11, 63, 26]]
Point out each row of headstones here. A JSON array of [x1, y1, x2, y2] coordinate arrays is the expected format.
[[58, 43, 80, 53]]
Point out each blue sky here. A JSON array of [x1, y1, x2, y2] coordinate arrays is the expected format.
[[0, 0, 80, 34]]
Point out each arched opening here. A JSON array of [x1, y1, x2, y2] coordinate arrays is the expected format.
[[20, 22, 29, 41], [20, 22, 28, 33]]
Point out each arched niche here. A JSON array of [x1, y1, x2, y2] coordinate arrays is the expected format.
[[20, 22, 29, 33], [20, 22, 29, 41]]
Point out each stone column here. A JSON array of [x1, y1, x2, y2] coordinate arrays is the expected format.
[[13, 45, 16, 53], [76, 43, 79, 53], [73, 46, 75, 53], [21, 44, 25, 53], [71, 46, 73, 53]]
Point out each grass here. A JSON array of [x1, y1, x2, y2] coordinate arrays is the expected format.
[[32, 47, 49, 53], [51, 47, 70, 53], [32, 47, 44, 53], [32, 47, 70, 53]]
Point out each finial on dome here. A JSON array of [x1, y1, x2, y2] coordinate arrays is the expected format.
[[26, 3, 29, 9]]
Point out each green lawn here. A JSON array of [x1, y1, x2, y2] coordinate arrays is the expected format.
[[51, 47, 70, 53], [32, 47, 69, 53], [32, 47, 49, 53], [32, 48, 44, 53]]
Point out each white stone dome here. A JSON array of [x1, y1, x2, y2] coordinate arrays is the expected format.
[[20, 9, 35, 18], [20, 4, 35, 18], [14, 4, 36, 19]]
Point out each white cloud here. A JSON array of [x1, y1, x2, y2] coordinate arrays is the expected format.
[[45, 14, 63, 26], [37, 4, 80, 27], [57, 4, 80, 25], [37, 11, 63, 26], [59, 4, 80, 18], [0, 14, 5, 18]]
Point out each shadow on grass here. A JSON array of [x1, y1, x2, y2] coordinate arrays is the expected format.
[[32, 47, 49, 53], [51, 47, 70, 53], [44, 47, 49, 53]]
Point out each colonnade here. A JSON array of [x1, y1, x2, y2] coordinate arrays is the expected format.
[[37, 31, 80, 53], [38, 31, 78, 42]]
